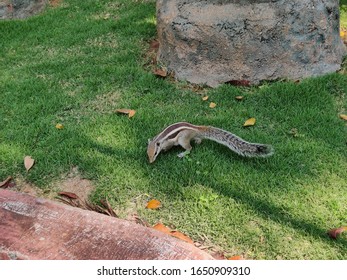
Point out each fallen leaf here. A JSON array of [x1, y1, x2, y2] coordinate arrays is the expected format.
[[228, 255, 243, 260], [152, 223, 194, 244], [100, 199, 118, 217], [226, 80, 251, 87], [55, 123, 64, 129], [170, 230, 194, 244], [202, 96, 209, 101], [116, 109, 136, 118], [342, 29, 347, 45], [56, 194, 120, 218], [210, 251, 226, 260], [131, 213, 150, 227], [209, 102, 217, 108], [149, 40, 159, 51], [24, 156, 35, 172], [235, 96, 244, 100], [128, 110, 136, 118], [328, 226, 347, 239], [146, 199, 161, 209], [58, 191, 79, 199], [339, 114, 347, 121], [243, 117, 256, 127], [153, 223, 172, 235], [0, 176, 13, 188], [153, 68, 167, 77]]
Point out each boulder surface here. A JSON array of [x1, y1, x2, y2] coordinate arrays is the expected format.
[[157, 0, 346, 87]]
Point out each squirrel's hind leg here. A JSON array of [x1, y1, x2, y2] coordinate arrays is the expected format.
[[193, 136, 202, 144]]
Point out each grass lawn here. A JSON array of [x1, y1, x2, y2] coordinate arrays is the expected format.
[[0, 0, 346, 259], [342, 3, 347, 28]]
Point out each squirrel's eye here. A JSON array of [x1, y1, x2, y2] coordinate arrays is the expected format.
[[156, 142, 160, 146]]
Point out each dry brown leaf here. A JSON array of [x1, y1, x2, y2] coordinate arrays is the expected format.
[[57, 195, 119, 218], [116, 109, 136, 118], [153, 68, 167, 77], [153, 223, 194, 244], [328, 226, 347, 239], [153, 223, 172, 235], [341, 30, 347, 43], [339, 114, 347, 121], [210, 251, 227, 260], [146, 199, 161, 209], [149, 40, 160, 52], [131, 213, 150, 227], [128, 110, 136, 118], [235, 96, 244, 101], [100, 199, 118, 217], [58, 191, 79, 199], [228, 255, 243, 260], [24, 156, 35, 172], [243, 117, 256, 127], [202, 96, 209, 101], [170, 230, 194, 244], [0, 176, 13, 188], [55, 123, 64, 129], [209, 102, 217, 108]]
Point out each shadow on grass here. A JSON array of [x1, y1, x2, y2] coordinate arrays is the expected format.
[[223, 187, 347, 249], [85, 127, 347, 249]]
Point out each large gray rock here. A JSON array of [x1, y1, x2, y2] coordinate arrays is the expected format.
[[157, 0, 346, 87], [0, 0, 47, 19]]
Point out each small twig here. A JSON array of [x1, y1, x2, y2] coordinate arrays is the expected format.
[[0, 176, 13, 188]]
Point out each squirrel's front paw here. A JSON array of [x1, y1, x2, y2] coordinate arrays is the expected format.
[[177, 151, 190, 158]]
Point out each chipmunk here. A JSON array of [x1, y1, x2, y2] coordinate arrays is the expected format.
[[147, 122, 274, 163]]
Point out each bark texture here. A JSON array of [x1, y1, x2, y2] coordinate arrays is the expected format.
[[0, 189, 214, 260], [157, 0, 346, 87]]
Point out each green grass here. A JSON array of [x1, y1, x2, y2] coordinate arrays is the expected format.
[[342, 3, 347, 28], [1, 0, 347, 259]]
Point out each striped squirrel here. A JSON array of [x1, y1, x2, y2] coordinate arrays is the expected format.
[[147, 122, 274, 163]]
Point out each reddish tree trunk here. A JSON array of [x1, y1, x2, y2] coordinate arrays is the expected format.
[[0, 189, 214, 260]]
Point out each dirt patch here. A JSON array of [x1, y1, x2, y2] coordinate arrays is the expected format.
[[13, 177, 42, 197], [53, 166, 95, 201], [12, 166, 95, 202]]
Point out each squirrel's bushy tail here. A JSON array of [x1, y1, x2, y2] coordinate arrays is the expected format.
[[202, 126, 274, 157]]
